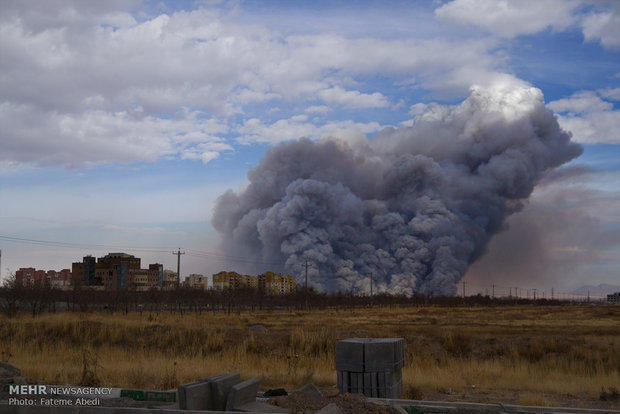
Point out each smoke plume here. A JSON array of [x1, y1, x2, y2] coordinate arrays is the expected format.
[[212, 83, 582, 295]]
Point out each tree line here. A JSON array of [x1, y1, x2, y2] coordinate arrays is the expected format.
[[0, 272, 571, 318]]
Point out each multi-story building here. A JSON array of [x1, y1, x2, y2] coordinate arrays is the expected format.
[[607, 292, 619, 304], [72, 253, 163, 291], [212, 271, 257, 291], [185, 273, 208, 290], [71, 256, 96, 287], [162, 269, 179, 290], [212, 271, 295, 294], [258, 271, 297, 295], [15, 267, 72, 290], [46, 269, 72, 290]]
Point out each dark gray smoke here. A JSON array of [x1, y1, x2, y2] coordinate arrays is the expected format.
[[212, 83, 583, 295]]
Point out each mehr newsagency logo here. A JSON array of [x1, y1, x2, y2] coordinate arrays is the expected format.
[[7, 384, 112, 407]]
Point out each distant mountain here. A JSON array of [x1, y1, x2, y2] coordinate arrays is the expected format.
[[570, 284, 620, 297]]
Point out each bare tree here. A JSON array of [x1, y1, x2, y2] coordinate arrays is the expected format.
[[0, 272, 23, 317]]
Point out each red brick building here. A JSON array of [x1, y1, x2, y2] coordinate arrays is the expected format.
[[15, 267, 72, 290], [72, 253, 163, 291]]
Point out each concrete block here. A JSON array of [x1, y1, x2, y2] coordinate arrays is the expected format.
[[183, 381, 210, 410], [363, 372, 372, 396], [225, 377, 260, 411], [377, 371, 385, 398], [350, 371, 358, 393], [364, 338, 404, 372], [208, 372, 241, 411], [371, 372, 378, 398], [177, 380, 204, 410], [335, 338, 366, 372]]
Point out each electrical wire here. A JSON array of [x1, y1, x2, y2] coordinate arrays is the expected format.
[[0, 234, 286, 267]]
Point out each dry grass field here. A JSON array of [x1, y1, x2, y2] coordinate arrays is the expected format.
[[1, 304, 619, 408]]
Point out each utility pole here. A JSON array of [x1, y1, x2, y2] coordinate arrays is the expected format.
[[551, 287, 554, 300], [304, 260, 311, 310], [173, 248, 185, 287], [532, 288, 537, 301], [492, 284, 495, 299], [369, 272, 373, 307]]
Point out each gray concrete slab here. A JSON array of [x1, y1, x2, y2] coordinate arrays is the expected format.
[[208, 373, 241, 411], [183, 381, 211, 410], [341, 371, 349, 394], [370, 372, 378, 398], [363, 372, 371, 396], [225, 377, 260, 411], [335, 339, 365, 372], [177, 380, 204, 410], [364, 338, 404, 372]]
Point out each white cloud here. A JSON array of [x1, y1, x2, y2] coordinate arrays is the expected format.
[[180, 141, 234, 164], [0, 3, 515, 168], [409, 103, 429, 115], [305, 105, 331, 114], [598, 87, 620, 101], [547, 90, 620, 144], [436, 0, 620, 51], [435, 0, 578, 38], [236, 115, 383, 145], [581, 8, 620, 50], [0, 102, 230, 167], [4, 0, 616, 169], [318, 86, 390, 109]]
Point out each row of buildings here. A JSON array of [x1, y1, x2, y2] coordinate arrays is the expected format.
[[169, 271, 297, 294], [71, 253, 173, 291], [14, 268, 72, 290], [14, 252, 297, 294], [212, 271, 297, 295]]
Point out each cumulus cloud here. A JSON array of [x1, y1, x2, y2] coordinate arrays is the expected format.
[[435, 0, 578, 38], [0, 103, 230, 167], [212, 83, 582, 295], [581, 6, 620, 50], [547, 90, 620, 144], [0, 2, 515, 168], [436, 0, 620, 52], [318, 86, 390, 109], [236, 116, 382, 145]]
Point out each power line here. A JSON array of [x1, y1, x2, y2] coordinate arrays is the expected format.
[[0, 235, 171, 253], [0, 234, 287, 268]]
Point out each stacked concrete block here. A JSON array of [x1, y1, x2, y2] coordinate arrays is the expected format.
[[208, 373, 242, 411], [177, 373, 288, 412], [178, 373, 241, 411], [335, 338, 404, 399]]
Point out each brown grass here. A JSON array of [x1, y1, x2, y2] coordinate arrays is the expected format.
[[1, 305, 619, 407]]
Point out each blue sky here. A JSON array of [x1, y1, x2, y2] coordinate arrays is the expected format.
[[1, 0, 619, 294]]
